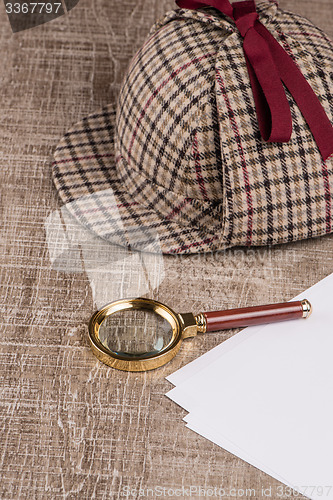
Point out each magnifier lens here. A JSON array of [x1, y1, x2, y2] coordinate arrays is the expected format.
[[98, 308, 174, 358]]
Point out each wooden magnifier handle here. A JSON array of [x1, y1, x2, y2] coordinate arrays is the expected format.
[[202, 300, 312, 332]]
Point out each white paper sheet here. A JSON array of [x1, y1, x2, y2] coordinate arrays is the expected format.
[[166, 273, 333, 500], [185, 414, 298, 491]]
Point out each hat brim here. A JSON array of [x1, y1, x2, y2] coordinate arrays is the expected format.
[[52, 104, 222, 254]]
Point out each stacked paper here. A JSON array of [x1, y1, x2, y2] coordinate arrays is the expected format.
[[166, 273, 333, 500]]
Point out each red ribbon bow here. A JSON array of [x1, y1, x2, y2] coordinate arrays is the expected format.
[[176, 0, 333, 161]]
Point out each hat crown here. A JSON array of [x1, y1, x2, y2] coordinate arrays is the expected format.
[[115, 8, 232, 203]]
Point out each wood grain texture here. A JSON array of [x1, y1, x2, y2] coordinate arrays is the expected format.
[[0, 0, 332, 498]]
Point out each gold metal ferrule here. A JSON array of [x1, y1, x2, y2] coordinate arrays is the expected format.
[[177, 312, 207, 338], [194, 313, 207, 334], [301, 299, 312, 319]]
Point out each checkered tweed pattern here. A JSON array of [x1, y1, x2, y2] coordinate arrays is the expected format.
[[52, 1, 333, 254]]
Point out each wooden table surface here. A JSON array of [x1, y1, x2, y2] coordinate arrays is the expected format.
[[1, 0, 333, 498]]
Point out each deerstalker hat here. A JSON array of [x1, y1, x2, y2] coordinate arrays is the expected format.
[[52, 0, 333, 254]]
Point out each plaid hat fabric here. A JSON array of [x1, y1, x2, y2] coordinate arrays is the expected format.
[[52, 1, 333, 254]]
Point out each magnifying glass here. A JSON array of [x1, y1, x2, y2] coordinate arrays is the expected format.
[[88, 297, 312, 372]]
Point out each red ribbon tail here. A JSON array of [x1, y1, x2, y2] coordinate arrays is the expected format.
[[256, 23, 333, 162], [243, 27, 292, 143]]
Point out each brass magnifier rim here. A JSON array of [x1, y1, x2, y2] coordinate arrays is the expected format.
[[88, 298, 184, 372]]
